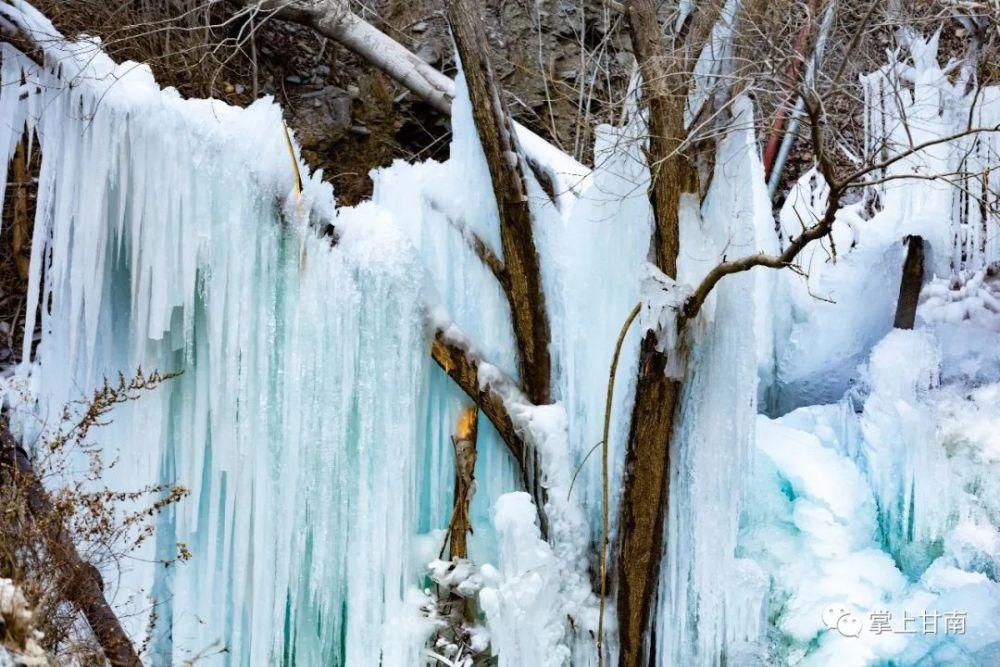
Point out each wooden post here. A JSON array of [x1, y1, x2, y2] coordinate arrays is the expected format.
[[894, 235, 925, 330]]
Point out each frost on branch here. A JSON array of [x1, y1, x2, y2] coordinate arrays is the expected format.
[[639, 263, 694, 378]]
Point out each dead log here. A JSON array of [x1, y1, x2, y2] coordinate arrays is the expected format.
[[893, 235, 925, 329], [239, 0, 453, 114], [0, 425, 141, 667]]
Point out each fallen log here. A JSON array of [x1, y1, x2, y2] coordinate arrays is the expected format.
[[239, 0, 453, 114]]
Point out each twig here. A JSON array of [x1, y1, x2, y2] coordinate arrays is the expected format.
[[597, 301, 641, 667]]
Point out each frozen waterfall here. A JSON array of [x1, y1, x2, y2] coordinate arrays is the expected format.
[[0, 2, 999, 666]]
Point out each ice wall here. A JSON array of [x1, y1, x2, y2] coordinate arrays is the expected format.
[[0, 3, 436, 664], [743, 329, 1000, 665], [0, 3, 612, 664]]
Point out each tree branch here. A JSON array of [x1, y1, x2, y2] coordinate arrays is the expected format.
[[425, 197, 510, 295], [429, 327, 549, 538], [447, 0, 552, 407]]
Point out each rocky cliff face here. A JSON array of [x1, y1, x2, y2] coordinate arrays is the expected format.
[[32, 0, 633, 204]]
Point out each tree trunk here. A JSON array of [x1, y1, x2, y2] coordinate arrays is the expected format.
[[12, 137, 30, 281], [894, 235, 925, 329], [446, 0, 552, 406], [617, 3, 700, 665], [0, 426, 141, 667], [446, 0, 553, 533]]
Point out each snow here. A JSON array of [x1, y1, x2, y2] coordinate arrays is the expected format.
[[478, 492, 570, 667], [639, 263, 693, 376]]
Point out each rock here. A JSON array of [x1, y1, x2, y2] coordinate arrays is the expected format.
[[235, 84, 246, 95], [285, 74, 303, 85], [301, 85, 347, 100], [347, 85, 360, 98], [350, 125, 371, 137], [415, 43, 441, 66], [411, 21, 428, 33], [290, 88, 353, 152], [314, 64, 331, 78]]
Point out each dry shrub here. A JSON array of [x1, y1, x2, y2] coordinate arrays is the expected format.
[[29, 0, 257, 99], [1, 369, 188, 664]]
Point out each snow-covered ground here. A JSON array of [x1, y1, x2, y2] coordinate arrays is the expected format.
[[744, 321, 1000, 665]]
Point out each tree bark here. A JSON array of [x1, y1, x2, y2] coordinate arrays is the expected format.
[[616, 3, 700, 666], [12, 137, 30, 281], [0, 425, 141, 667], [448, 407, 478, 561], [446, 0, 552, 407], [893, 235, 925, 329]]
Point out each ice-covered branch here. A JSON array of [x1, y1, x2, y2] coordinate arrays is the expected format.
[[429, 322, 550, 538], [447, 0, 552, 407]]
